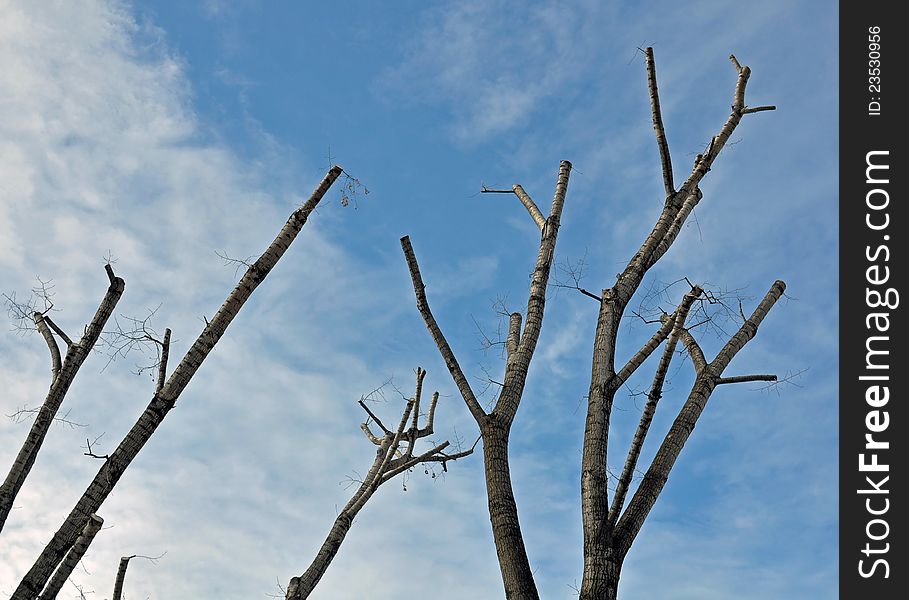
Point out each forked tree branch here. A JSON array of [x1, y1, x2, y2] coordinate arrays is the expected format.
[[0, 266, 125, 533], [607, 286, 702, 525], [615, 280, 785, 557], [287, 369, 474, 599], [579, 51, 778, 598]]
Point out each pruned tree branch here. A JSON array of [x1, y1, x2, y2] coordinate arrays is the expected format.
[[42, 316, 73, 348], [505, 312, 522, 372], [404, 160, 571, 600], [155, 328, 171, 393], [615, 280, 786, 558], [33, 313, 62, 381], [481, 184, 546, 230], [401, 236, 486, 423], [608, 286, 702, 525], [677, 327, 708, 373], [715, 374, 777, 385], [12, 166, 343, 600], [644, 47, 674, 198], [111, 552, 165, 600], [511, 184, 547, 231], [0, 266, 125, 533], [286, 369, 474, 599], [612, 310, 675, 389]]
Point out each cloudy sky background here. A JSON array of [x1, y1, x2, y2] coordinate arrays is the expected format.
[[1, 1, 837, 598]]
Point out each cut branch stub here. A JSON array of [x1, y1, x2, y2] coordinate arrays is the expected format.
[[645, 47, 674, 198]]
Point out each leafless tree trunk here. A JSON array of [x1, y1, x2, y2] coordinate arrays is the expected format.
[[10, 166, 343, 600], [404, 50, 781, 600], [402, 160, 571, 599], [110, 552, 163, 600], [286, 368, 475, 599], [37, 514, 103, 600], [576, 50, 778, 600], [0, 268, 124, 532], [111, 556, 131, 600]]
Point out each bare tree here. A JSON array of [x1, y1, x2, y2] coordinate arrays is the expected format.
[[285, 368, 476, 600], [402, 159, 571, 598], [8, 166, 343, 600], [402, 50, 782, 599], [0, 268, 124, 532]]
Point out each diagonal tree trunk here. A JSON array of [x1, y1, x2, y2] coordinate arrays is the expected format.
[[37, 514, 103, 600], [286, 368, 474, 599], [11, 166, 342, 600], [0, 269, 124, 532]]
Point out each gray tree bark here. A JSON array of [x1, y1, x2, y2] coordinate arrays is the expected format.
[[405, 49, 781, 600], [11, 166, 342, 600], [577, 50, 778, 599], [111, 556, 132, 600], [286, 368, 474, 599], [403, 160, 571, 599], [0, 268, 124, 532], [37, 514, 103, 600]]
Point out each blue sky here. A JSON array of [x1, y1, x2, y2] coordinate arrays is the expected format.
[[0, 1, 837, 598]]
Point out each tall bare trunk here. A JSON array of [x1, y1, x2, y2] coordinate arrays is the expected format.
[[482, 421, 538, 600], [287, 369, 474, 599], [12, 167, 342, 600], [578, 51, 777, 598]]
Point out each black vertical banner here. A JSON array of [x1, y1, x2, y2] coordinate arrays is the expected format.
[[840, 1, 906, 597]]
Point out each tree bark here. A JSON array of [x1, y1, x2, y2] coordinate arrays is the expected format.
[[111, 556, 132, 600], [403, 161, 571, 599], [0, 271, 124, 532], [481, 420, 539, 600], [578, 51, 775, 599], [37, 514, 103, 600], [12, 166, 342, 600], [286, 441, 388, 600]]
